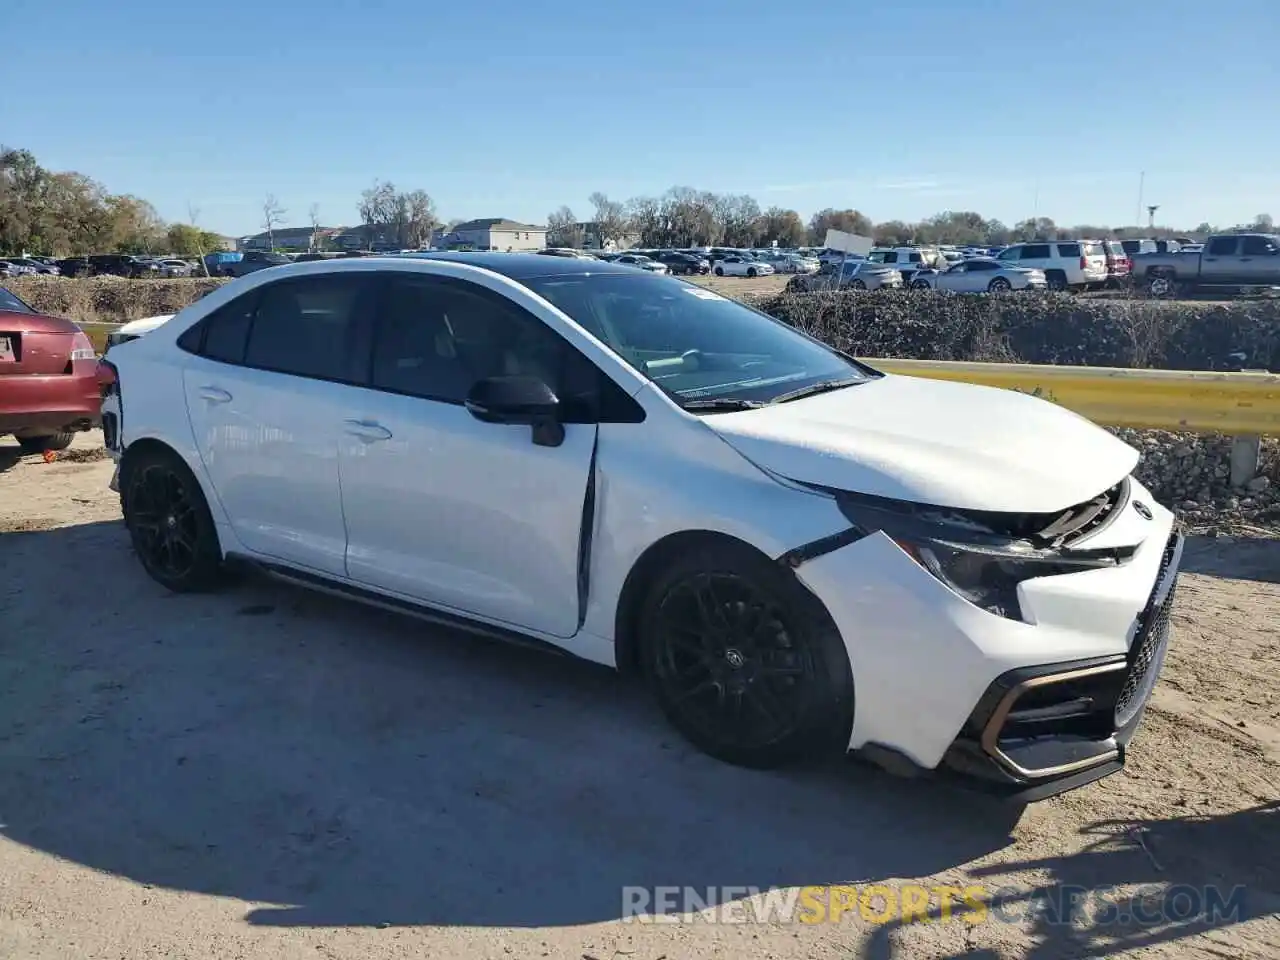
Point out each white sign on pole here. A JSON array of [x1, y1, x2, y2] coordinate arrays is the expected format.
[[823, 229, 874, 256]]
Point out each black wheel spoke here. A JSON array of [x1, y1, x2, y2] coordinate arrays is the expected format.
[[669, 678, 717, 705], [652, 567, 819, 753], [127, 464, 202, 581]]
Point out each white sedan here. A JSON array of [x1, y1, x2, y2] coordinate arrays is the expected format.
[[104, 313, 175, 352], [712, 255, 774, 277], [910, 258, 1046, 292], [100, 252, 1181, 800]]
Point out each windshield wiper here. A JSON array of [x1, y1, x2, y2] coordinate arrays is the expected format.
[[681, 397, 766, 412], [769, 378, 864, 405]]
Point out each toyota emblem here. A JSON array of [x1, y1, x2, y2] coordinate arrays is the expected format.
[[1133, 500, 1153, 520]]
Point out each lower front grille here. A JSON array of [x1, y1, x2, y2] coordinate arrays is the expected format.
[[1115, 533, 1183, 728]]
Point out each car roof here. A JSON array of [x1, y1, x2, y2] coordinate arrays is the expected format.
[[395, 252, 640, 279]]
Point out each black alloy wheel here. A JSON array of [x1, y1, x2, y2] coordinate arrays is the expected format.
[[122, 449, 225, 591], [640, 542, 853, 768]]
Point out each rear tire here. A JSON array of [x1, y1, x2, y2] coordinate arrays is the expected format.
[[747, 267, 757, 277], [714, 267, 724, 276], [988, 277, 1012, 292], [850, 279, 867, 290], [17, 432, 74, 454], [121, 446, 226, 592], [638, 540, 854, 769], [910, 279, 932, 290], [1045, 271, 1068, 292]]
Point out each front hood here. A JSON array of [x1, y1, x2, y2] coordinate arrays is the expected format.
[[704, 373, 1139, 513]]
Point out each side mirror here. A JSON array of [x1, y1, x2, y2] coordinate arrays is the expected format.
[[465, 375, 564, 447]]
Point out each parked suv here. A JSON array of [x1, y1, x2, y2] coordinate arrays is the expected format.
[[1096, 240, 1131, 287], [654, 251, 711, 275], [996, 241, 1107, 291], [220, 252, 292, 278], [88, 254, 161, 278], [866, 246, 943, 285]]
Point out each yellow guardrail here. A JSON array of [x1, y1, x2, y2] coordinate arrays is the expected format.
[[864, 358, 1280, 436]]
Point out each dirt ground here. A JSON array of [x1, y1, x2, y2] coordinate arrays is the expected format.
[[1, 432, 1277, 960]]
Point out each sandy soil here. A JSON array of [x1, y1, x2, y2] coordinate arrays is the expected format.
[[1, 432, 1277, 960]]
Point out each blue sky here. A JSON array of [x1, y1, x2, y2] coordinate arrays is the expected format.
[[6, 0, 1276, 236]]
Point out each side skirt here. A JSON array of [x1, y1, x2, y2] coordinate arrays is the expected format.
[[227, 553, 571, 660]]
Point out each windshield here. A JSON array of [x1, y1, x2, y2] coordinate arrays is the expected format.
[[525, 274, 869, 407], [0, 287, 36, 313]]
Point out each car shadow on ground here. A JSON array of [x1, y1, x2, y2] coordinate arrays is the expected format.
[[857, 801, 1280, 959], [1181, 533, 1280, 584], [0, 519, 1025, 930], [0, 441, 24, 474]]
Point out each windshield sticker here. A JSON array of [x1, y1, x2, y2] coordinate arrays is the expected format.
[[684, 287, 727, 301]]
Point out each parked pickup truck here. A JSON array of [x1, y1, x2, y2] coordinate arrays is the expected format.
[[1132, 232, 1280, 296]]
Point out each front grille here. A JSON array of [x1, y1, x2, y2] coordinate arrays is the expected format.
[[1114, 533, 1182, 727]]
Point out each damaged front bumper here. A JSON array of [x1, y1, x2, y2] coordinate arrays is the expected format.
[[789, 476, 1182, 801]]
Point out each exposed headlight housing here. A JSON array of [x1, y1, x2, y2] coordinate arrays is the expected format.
[[836, 496, 1124, 622], [891, 536, 1110, 620]]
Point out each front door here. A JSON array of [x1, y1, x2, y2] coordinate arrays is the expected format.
[[181, 273, 376, 576], [338, 274, 596, 637]]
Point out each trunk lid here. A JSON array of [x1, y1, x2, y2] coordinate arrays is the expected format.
[[0, 310, 81, 375]]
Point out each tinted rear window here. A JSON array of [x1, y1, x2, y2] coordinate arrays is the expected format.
[[1022, 244, 1051, 258], [1057, 243, 1082, 257], [0, 288, 35, 314]]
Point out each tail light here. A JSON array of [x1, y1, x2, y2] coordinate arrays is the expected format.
[[1079, 256, 1088, 270], [70, 331, 97, 362], [97, 359, 119, 396]]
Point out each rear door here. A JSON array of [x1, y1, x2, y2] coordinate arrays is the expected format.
[[1239, 235, 1280, 284], [180, 274, 377, 576], [1201, 236, 1242, 283]]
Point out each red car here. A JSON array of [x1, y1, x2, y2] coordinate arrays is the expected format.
[[0, 286, 101, 453]]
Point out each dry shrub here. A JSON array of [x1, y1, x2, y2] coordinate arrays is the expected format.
[[762, 290, 1280, 371], [8, 276, 230, 325]]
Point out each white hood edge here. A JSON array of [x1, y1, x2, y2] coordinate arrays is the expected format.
[[704, 373, 1139, 514], [117, 314, 174, 336]]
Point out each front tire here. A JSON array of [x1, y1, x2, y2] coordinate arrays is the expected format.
[[850, 279, 867, 290], [121, 447, 225, 592], [910, 279, 931, 290], [638, 540, 854, 769], [17, 432, 74, 454]]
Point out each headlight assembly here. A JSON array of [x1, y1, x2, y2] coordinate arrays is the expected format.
[[835, 496, 1121, 622], [891, 537, 1111, 621]]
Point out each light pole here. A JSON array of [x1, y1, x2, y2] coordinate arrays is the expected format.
[[1147, 205, 1159, 231]]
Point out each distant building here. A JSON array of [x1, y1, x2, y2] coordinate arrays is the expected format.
[[433, 218, 547, 252], [237, 226, 343, 253], [577, 221, 640, 252]]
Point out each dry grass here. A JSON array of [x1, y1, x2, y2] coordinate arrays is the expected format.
[[8, 275, 229, 325]]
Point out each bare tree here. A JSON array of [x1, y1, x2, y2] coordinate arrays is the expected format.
[[261, 193, 286, 251], [359, 180, 436, 249], [308, 203, 322, 252], [546, 205, 584, 247], [588, 191, 629, 249], [188, 201, 211, 277]]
